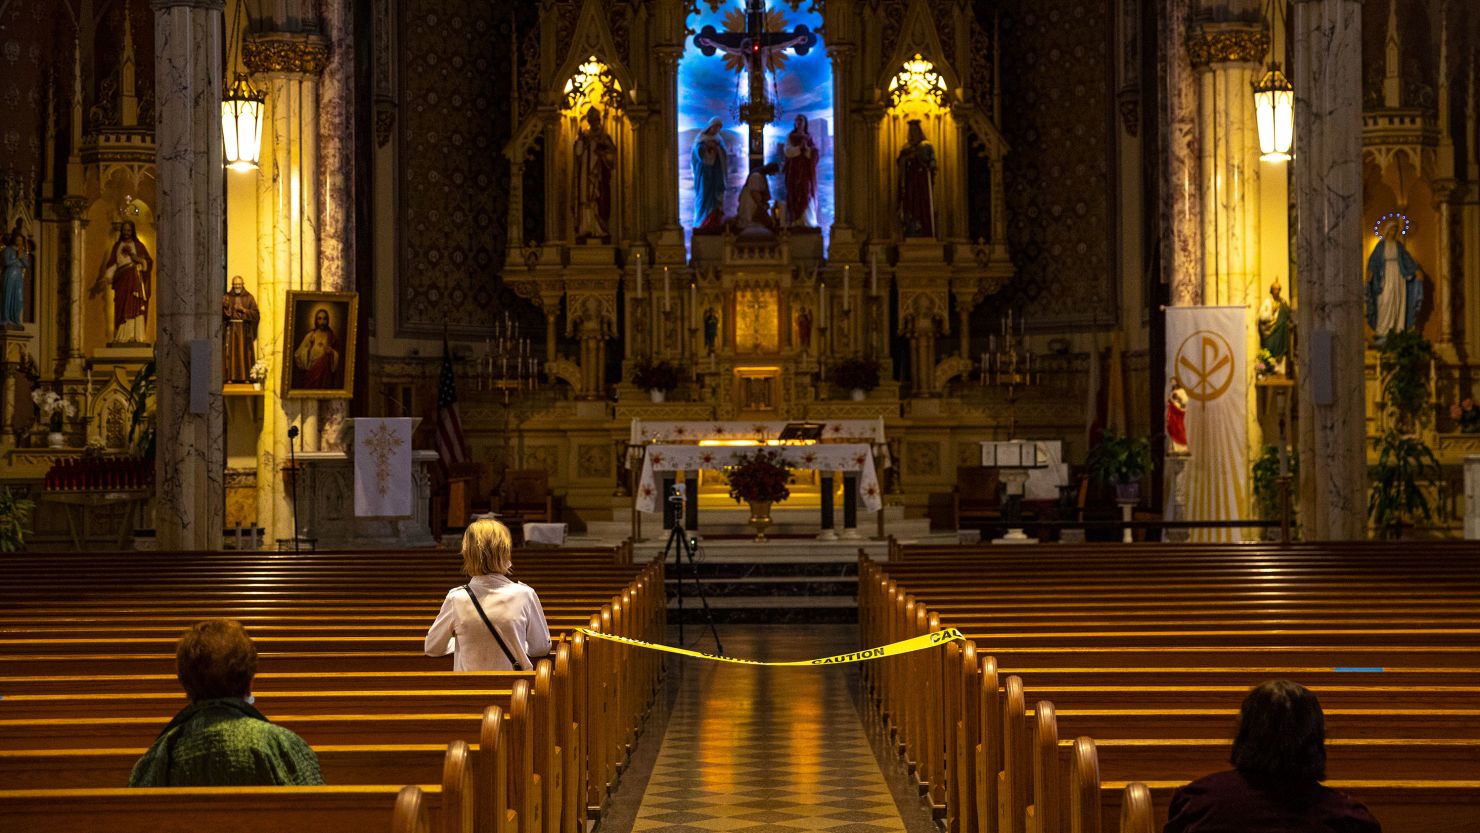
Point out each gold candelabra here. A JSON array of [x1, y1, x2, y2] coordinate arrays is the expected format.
[[481, 314, 540, 403], [980, 310, 1039, 437], [981, 311, 1038, 388]]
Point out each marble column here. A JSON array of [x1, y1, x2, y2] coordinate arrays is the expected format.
[[1189, 24, 1265, 306], [1292, 0, 1366, 540], [318, 0, 356, 448], [1189, 21, 1268, 484], [654, 46, 684, 232], [62, 196, 89, 373], [152, 0, 225, 551], [827, 43, 855, 230], [248, 32, 330, 547], [1162, 0, 1203, 306]]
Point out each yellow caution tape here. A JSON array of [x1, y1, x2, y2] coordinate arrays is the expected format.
[[578, 627, 963, 666]]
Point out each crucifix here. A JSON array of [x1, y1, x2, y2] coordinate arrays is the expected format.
[[694, 0, 818, 173]]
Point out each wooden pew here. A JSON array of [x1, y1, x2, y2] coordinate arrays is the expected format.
[[855, 549, 1480, 833], [0, 549, 665, 833], [0, 740, 475, 833], [1068, 737, 1480, 833]]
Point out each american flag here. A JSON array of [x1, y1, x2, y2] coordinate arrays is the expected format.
[[435, 338, 468, 472]]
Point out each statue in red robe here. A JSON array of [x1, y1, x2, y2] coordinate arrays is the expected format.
[[897, 120, 936, 238], [90, 221, 153, 343], [572, 108, 616, 242], [782, 115, 818, 228], [1166, 379, 1188, 453]]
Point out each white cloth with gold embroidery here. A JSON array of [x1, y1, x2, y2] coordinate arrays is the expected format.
[[629, 418, 885, 446], [354, 417, 414, 517], [636, 443, 882, 513], [628, 419, 891, 467]]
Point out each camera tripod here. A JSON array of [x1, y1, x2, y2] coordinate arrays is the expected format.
[[663, 491, 723, 654]]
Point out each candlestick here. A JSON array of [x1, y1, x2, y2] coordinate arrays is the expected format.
[[843, 265, 851, 311], [635, 252, 644, 298], [663, 267, 671, 311], [870, 249, 878, 296]]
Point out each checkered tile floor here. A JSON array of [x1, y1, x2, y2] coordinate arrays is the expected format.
[[629, 629, 907, 833]]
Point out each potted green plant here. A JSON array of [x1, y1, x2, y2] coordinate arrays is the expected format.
[[1369, 430, 1441, 538], [723, 448, 794, 541], [1369, 331, 1440, 538], [126, 360, 158, 460], [1085, 431, 1152, 502], [0, 486, 36, 552], [830, 356, 881, 401], [631, 357, 681, 403], [1251, 445, 1298, 539]]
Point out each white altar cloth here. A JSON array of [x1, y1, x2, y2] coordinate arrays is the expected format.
[[631, 419, 885, 446], [636, 443, 883, 513], [523, 522, 568, 546], [354, 418, 414, 517]]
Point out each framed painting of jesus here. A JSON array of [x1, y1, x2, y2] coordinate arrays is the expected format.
[[283, 291, 358, 399]]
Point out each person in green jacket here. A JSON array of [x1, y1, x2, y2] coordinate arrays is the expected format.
[[129, 619, 323, 786]]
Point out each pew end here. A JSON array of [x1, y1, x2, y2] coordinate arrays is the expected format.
[[1117, 783, 1153, 833], [395, 785, 432, 833]]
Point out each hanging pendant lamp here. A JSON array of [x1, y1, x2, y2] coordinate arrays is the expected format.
[[1253, 62, 1294, 161], [222, 72, 266, 171]]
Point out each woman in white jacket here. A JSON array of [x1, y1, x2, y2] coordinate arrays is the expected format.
[[425, 519, 552, 671]]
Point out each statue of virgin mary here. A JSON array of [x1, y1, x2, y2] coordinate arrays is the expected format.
[[691, 118, 728, 231], [1366, 221, 1423, 337]]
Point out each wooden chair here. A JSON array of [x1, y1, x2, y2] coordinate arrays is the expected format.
[[494, 469, 555, 527], [953, 466, 1002, 530]]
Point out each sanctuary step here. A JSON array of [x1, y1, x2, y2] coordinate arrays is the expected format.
[[665, 545, 862, 624], [629, 537, 960, 625]]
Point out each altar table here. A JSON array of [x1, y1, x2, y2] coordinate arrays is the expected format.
[[635, 443, 883, 537]]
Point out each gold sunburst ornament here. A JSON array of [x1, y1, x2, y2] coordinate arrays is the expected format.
[[563, 56, 624, 113], [888, 54, 948, 113], [718, 7, 792, 72]]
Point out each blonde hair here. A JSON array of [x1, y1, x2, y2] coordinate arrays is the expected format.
[[461, 519, 513, 576]]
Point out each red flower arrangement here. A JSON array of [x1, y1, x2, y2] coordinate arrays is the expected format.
[[724, 448, 794, 504]]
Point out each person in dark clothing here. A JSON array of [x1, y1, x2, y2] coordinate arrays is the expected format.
[[129, 619, 323, 786], [1163, 679, 1381, 833]]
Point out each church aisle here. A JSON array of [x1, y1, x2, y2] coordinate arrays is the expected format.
[[622, 625, 921, 833]]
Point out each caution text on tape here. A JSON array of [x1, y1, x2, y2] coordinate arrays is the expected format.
[[578, 627, 963, 667]]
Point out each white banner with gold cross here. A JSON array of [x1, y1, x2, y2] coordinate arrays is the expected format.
[[354, 417, 414, 517], [1166, 307, 1249, 542]]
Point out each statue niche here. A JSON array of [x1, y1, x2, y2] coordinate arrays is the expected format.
[[554, 56, 633, 246], [879, 53, 958, 243]]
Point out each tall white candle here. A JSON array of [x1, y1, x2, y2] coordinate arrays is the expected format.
[[843, 265, 851, 311], [663, 267, 671, 311], [870, 249, 878, 296], [818, 282, 827, 329], [690, 282, 697, 328], [635, 252, 644, 298]]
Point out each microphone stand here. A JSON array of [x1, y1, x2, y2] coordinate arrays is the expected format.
[[287, 425, 301, 554]]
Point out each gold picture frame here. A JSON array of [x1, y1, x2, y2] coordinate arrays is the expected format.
[[283, 290, 358, 399]]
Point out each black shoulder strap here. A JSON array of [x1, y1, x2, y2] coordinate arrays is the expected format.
[[463, 584, 523, 671]]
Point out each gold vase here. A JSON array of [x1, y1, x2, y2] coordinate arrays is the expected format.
[[747, 500, 773, 542]]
